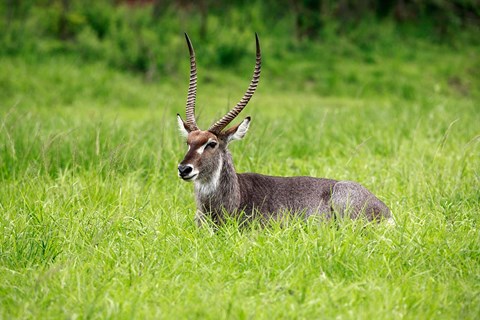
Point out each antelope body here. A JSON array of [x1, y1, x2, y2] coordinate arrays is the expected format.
[[177, 34, 392, 226]]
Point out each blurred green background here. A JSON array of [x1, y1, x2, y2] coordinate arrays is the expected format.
[[2, 0, 479, 182], [2, 0, 479, 91]]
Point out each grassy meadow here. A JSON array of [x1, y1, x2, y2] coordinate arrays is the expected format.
[[1, 17, 480, 319]]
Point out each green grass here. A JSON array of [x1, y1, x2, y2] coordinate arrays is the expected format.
[[1, 36, 479, 319]]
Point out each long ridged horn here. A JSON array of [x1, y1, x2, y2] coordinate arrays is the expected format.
[[208, 33, 261, 134], [184, 33, 199, 131]]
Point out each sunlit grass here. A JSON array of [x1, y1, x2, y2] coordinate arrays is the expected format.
[[1, 38, 479, 319]]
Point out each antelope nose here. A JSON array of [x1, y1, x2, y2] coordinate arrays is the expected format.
[[178, 164, 193, 177]]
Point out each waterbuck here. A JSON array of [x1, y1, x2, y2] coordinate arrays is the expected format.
[[177, 33, 392, 226]]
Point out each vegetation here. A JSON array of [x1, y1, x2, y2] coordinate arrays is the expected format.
[[1, 1, 479, 319]]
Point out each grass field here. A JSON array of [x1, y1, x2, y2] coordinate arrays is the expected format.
[[1, 35, 479, 319]]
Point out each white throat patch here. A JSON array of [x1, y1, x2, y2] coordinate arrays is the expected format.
[[195, 157, 223, 196]]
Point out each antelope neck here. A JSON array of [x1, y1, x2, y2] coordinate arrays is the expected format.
[[194, 150, 239, 198]]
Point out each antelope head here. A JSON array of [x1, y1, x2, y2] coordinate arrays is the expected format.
[[177, 33, 261, 183]]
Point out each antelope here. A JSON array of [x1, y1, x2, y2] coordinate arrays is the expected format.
[[177, 33, 392, 226]]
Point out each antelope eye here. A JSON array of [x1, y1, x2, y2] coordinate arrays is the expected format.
[[207, 141, 217, 149]]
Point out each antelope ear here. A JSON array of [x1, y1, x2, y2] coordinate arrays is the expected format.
[[177, 114, 189, 138], [222, 117, 251, 142]]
